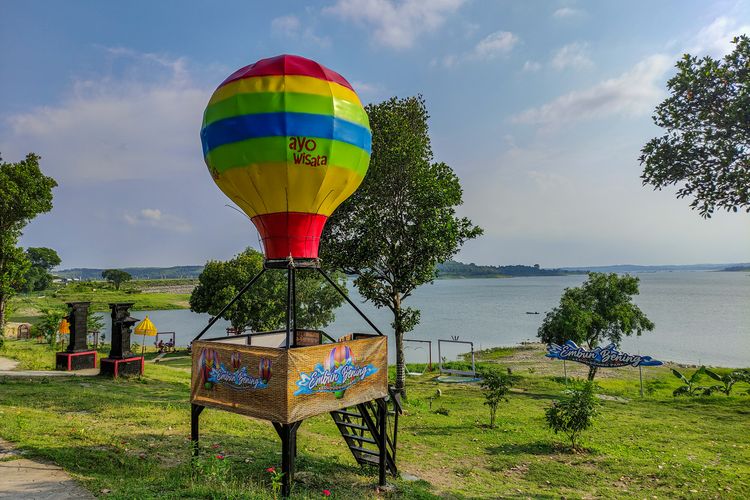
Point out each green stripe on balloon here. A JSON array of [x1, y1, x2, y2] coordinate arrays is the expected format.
[[206, 136, 370, 176], [203, 92, 369, 128]]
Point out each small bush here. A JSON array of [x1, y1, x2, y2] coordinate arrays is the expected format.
[[433, 407, 450, 416], [545, 381, 599, 450]]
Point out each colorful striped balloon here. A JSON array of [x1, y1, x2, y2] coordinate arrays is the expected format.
[[200, 54, 371, 260]]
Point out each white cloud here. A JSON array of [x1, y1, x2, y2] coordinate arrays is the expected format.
[[324, 0, 466, 49], [270, 14, 330, 47], [433, 30, 519, 68], [1, 49, 209, 183], [522, 60, 542, 72], [513, 54, 671, 125], [349, 80, 385, 100], [551, 42, 593, 70], [474, 31, 519, 59], [688, 16, 750, 57], [124, 208, 191, 232], [553, 7, 584, 19]]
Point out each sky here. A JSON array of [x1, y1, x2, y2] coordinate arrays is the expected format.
[[1, 0, 749, 269]]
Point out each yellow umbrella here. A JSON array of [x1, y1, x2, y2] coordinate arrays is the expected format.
[[58, 318, 70, 349], [135, 316, 157, 376]]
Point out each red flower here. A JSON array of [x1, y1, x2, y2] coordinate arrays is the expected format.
[[215, 454, 224, 460], [266, 467, 276, 473], [322, 489, 331, 497]]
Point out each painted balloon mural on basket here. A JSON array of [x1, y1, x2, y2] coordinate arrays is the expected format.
[[199, 348, 272, 390], [294, 345, 378, 398]]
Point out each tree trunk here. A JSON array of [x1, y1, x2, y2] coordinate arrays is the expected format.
[[393, 292, 406, 399], [0, 294, 6, 334], [587, 365, 598, 381]]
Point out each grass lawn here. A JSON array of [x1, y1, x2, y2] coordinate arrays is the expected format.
[[0, 340, 748, 499]]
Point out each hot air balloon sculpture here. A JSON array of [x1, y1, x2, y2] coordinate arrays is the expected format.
[[190, 55, 393, 498], [200, 54, 370, 261], [231, 352, 242, 371], [325, 345, 353, 398], [259, 358, 272, 384]]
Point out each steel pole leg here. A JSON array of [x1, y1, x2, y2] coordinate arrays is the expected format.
[[378, 398, 387, 487], [191, 404, 204, 457]]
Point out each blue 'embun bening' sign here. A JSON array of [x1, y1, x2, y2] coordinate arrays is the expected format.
[[546, 340, 663, 368]]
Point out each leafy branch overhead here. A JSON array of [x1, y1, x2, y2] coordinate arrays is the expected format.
[[639, 35, 750, 217]]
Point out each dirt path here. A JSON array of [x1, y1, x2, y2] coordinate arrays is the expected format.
[[0, 439, 94, 499], [0, 356, 19, 371]]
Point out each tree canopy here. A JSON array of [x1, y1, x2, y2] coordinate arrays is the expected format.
[[190, 248, 345, 331], [321, 96, 482, 396], [101, 269, 132, 290], [639, 35, 750, 217], [0, 153, 57, 328], [21, 247, 61, 292], [537, 272, 655, 380]]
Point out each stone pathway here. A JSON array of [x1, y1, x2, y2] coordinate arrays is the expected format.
[[0, 439, 94, 499], [0, 356, 99, 378]]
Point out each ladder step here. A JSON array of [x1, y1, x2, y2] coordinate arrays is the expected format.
[[341, 433, 376, 444], [332, 409, 362, 418], [349, 445, 380, 456], [334, 420, 369, 431]]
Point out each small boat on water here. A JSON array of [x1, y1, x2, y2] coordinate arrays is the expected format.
[[525, 311, 540, 315]]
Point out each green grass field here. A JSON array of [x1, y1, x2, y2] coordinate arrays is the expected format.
[[8, 280, 194, 326], [0, 341, 748, 499]]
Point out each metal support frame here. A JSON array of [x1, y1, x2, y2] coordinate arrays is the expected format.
[[190, 258, 391, 497], [191, 403, 205, 457], [193, 268, 267, 342], [316, 267, 383, 336], [437, 339, 476, 377], [404, 339, 433, 371], [272, 421, 302, 497]]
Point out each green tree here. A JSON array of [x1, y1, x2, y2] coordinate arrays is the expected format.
[[538, 273, 655, 381], [321, 96, 482, 397], [545, 381, 600, 450], [101, 269, 132, 291], [190, 248, 345, 331], [21, 247, 61, 292], [479, 368, 512, 429], [639, 35, 750, 217], [0, 153, 57, 329]]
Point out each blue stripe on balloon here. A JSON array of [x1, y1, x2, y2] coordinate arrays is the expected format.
[[200, 112, 372, 156]]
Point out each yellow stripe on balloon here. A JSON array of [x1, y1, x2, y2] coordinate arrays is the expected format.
[[215, 164, 366, 217], [209, 75, 362, 108]]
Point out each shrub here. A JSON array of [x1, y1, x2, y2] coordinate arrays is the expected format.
[[545, 381, 599, 450], [672, 366, 711, 396], [704, 368, 750, 396], [479, 368, 512, 428]]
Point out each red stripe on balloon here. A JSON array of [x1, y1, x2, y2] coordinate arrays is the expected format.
[[219, 54, 355, 91], [251, 212, 328, 260]]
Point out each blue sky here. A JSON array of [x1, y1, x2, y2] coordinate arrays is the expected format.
[[2, 0, 749, 268]]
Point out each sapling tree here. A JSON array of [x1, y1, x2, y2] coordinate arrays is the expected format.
[[671, 366, 711, 396], [545, 381, 599, 450], [480, 368, 512, 428]]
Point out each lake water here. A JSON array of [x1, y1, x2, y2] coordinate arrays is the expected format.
[[100, 271, 750, 368]]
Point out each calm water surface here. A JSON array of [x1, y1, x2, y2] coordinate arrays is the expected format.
[[100, 271, 749, 367]]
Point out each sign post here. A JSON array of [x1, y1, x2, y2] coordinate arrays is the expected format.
[[546, 341, 663, 393]]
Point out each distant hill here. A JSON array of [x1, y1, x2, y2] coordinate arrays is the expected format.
[[56, 266, 204, 280], [720, 265, 750, 272], [436, 261, 581, 278], [560, 263, 750, 273]]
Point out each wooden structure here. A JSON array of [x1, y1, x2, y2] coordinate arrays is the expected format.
[[190, 259, 401, 497]]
